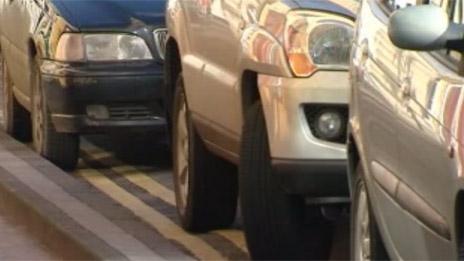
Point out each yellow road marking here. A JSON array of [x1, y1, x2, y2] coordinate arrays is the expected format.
[[81, 142, 248, 253], [77, 165, 226, 261]]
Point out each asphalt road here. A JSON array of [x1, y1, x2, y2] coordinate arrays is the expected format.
[[0, 62, 350, 260], [78, 133, 350, 260]]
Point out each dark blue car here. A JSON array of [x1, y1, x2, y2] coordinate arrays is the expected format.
[[0, 0, 167, 169]]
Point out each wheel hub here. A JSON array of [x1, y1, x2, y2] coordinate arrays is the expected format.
[[175, 94, 189, 215], [354, 184, 371, 261], [32, 79, 44, 152]]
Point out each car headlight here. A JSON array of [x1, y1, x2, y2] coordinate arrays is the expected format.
[[284, 11, 354, 77], [55, 33, 152, 62]]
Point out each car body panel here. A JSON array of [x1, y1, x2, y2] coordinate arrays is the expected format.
[[167, 0, 356, 160], [258, 71, 348, 160], [167, 0, 358, 197], [51, 0, 166, 30], [291, 0, 358, 18], [350, 0, 464, 259]]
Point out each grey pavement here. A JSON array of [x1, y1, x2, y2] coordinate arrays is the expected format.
[[0, 212, 57, 260]]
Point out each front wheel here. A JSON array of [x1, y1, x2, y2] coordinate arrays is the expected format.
[[351, 166, 389, 261], [240, 102, 333, 260], [172, 75, 238, 232], [31, 61, 79, 170]]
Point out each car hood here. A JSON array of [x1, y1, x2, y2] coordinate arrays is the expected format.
[[291, 0, 358, 19], [51, 0, 166, 30]]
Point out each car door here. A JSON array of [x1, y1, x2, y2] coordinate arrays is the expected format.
[[351, 0, 451, 258], [352, 0, 404, 194], [388, 0, 464, 258], [184, 0, 244, 157]]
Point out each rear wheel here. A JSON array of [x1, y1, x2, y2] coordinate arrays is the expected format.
[[172, 75, 238, 232], [240, 101, 333, 260], [351, 166, 389, 261], [1, 57, 31, 141], [31, 61, 79, 170]]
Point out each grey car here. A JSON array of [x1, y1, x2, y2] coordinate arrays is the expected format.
[[165, 0, 358, 259], [349, 0, 464, 259]]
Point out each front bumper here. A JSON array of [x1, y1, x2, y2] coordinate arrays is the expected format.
[[273, 159, 349, 197], [40, 60, 166, 133], [258, 70, 349, 160], [259, 70, 350, 197]]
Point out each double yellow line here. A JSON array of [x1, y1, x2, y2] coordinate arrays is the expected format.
[[76, 140, 248, 260]]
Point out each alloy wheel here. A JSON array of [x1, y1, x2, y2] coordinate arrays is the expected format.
[[32, 75, 44, 153], [354, 182, 371, 261], [174, 91, 190, 215]]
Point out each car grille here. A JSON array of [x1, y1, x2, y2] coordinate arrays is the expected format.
[[108, 105, 154, 120], [153, 28, 168, 60]]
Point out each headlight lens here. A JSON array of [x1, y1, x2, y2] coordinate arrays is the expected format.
[[284, 11, 354, 77], [308, 24, 353, 66], [85, 34, 152, 61], [55, 33, 152, 62]]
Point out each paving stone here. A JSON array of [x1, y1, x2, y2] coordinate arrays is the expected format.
[[0, 207, 57, 260], [0, 143, 164, 260]]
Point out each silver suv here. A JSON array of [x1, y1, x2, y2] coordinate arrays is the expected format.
[[165, 0, 357, 258], [349, 0, 464, 259]]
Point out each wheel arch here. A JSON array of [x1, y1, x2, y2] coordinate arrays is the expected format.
[[164, 36, 182, 132], [347, 132, 361, 197], [28, 38, 38, 58], [28, 34, 48, 60], [240, 70, 260, 119]]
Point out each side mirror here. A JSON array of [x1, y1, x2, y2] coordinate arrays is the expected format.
[[388, 5, 464, 51]]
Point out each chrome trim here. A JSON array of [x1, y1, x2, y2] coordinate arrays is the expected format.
[[153, 28, 168, 60], [371, 162, 451, 240]]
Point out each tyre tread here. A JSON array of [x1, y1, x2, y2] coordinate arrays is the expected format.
[[240, 102, 332, 260], [173, 76, 238, 232]]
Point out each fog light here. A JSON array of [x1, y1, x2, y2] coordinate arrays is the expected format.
[[86, 105, 109, 120], [315, 111, 344, 141]]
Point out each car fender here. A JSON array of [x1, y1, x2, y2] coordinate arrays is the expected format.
[[166, 0, 192, 61], [238, 24, 293, 78]]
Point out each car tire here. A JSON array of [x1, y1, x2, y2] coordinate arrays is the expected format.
[[1, 58, 31, 141], [351, 165, 389, 261], [240, 101, 333, 260], [172, 75, 238, 232], [31, 61, 79, 170]]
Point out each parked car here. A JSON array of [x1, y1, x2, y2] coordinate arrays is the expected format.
[[0, 0, 167, 169], [349, 0, 464, 259], [165, 0, 358, 259]]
